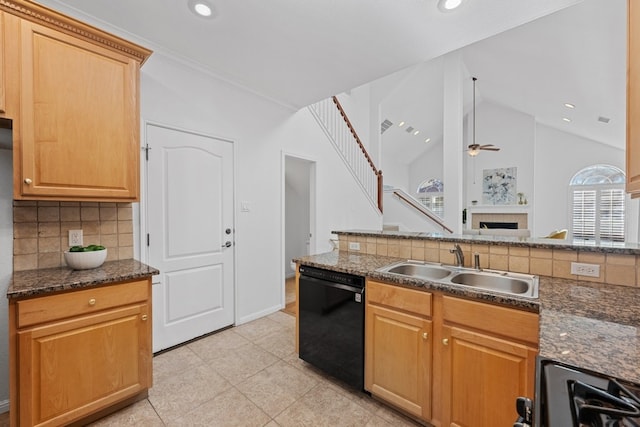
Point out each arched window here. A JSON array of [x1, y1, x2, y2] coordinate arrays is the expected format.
[[416, 178, 444, 218], [569, 164, 625, 243]]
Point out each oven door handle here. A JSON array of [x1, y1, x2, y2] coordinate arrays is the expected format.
[[300, 275, 364, 294]]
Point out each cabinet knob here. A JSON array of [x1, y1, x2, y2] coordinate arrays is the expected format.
[[88, 298, 96, 306], [442, 338, 449, 346], [422, 332, 429, 340], [141, 314, 148, 321], [24, 178, 32, 185]]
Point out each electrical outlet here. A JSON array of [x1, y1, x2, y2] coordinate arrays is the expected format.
[[570, 262, 600, 278], [68, 229, 83, 247], [349, 242, 361, 251]]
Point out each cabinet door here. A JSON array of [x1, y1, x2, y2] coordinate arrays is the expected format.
[[17, 304, 151, 427], [441, 325, 536, 427], [628, 0, 640, 196], [0, 11, 5, 114], [365, 304, 432, 419], [18, 19, 140, 200]]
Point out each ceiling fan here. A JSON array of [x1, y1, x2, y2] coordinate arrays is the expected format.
[[468, 77, 501, 156]]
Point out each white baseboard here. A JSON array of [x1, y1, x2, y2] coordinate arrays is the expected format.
[[236, 304, 283, 325], [0, 399, 9, 415]]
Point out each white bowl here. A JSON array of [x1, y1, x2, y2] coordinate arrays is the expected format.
[[64, 249, 107, 270]]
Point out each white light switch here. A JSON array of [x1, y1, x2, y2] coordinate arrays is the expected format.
[[241, 201, 251, 212]]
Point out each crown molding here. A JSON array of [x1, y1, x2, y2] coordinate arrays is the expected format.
[[0, 0, 152, 63]]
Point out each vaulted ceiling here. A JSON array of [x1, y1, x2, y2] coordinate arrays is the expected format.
[[36, 0, 582, 110], [378, 0, 626, 165]]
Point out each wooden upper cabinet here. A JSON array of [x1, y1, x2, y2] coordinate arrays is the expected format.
[[628, 0, 640, 196], [0, 11, 5, 115], [1, 0, 151, 201]]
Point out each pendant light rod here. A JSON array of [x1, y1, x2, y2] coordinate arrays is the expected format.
[[472, 76, 477, 147]]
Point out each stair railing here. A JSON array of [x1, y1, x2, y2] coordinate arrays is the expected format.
[[390, 188, 454, 234], [309, 96, 383, 213]]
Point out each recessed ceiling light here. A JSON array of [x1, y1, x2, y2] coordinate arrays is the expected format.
[[564, 103, 575, 109], [413, 130, 420, 136], [188, 0, 215, 18], [424, 138, 431, 143], [438, 0, 463, 12], [398, 121, 405, 127], [562, 117, 571, 122]]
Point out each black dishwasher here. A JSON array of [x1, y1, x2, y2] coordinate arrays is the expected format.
[[298, 265, 365, 390]]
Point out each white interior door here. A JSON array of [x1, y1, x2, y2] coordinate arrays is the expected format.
[[146, 124, 234, 352]]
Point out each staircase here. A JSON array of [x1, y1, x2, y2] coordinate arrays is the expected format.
[[308, 96, 383, 214]]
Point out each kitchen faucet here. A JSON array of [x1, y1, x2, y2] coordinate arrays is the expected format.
[[449, 244, 464, 267]]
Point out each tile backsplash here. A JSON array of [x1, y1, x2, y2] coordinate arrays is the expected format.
[[338, 235, 640, 287], [13, 201, 134, 271]]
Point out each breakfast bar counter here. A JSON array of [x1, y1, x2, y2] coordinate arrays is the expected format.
[[295, 250, 640, 385]]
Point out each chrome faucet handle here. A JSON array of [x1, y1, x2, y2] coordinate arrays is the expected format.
[[474, 252, 481, 270]]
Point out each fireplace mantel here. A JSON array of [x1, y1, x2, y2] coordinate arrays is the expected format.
[[468, 205, 530, 214]]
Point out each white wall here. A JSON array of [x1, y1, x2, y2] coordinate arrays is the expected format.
[[140, 52, 381, 324], [533, 123, 637, 239], [409, 140, 444, 195], [464, 102, 536, 212], [0, 149, 13, 411]]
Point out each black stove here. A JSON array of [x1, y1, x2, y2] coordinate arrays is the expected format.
[[515, 358, 640, 426]]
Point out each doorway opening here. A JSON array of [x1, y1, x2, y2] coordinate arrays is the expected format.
[[283, 155, 316, 316]]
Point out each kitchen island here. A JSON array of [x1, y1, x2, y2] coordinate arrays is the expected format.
[[295, 248, 640, 425], [6, 259, 159, 427]]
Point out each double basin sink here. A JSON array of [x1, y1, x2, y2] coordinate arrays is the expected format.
[[376, 260, 539, 299]]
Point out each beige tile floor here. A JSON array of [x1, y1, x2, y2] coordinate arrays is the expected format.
[[79, 310, 424, 427]]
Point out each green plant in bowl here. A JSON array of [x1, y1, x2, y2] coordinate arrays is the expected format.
[[64, 245, 107, 269], [69, 245, 106, 252]]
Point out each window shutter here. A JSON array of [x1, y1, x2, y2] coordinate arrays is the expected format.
[[599, 189, 625, 242], [572, 190, 596, 240]]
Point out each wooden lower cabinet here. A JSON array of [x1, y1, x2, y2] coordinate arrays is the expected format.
[[440, 296, 539, 427], [9, 279, 152, 427], [364, 281, 539, 426], [365, 280, 432, 419]]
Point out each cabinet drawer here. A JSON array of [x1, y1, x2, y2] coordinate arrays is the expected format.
[[442, 296, 539, 345], [16, 279, 149, 328], [367, 280, 432, 317]]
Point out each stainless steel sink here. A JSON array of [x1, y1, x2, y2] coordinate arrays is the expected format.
[[383, 263, 452, 280], [376, 261, 538, 298], [449, 271, 536, 297]]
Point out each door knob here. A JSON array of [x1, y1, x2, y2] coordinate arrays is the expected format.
[[221, 241, 232, 248], [24, 178, 32, 185], [422, 332, 429, 340], [141, 314, 148, 321], [225, 228, 232, 235]]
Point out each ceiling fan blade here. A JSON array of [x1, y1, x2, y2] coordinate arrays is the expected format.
[[480, 147, 501, 151], [478, 144, 495, 148]]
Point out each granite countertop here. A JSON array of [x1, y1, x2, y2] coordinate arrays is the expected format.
[[295, 250, 640, 385], [335, 229, 640, 255], [7, 259, 160, 299]]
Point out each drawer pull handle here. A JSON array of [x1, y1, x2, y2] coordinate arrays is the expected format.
[[141, 314, 148, 321], [442, 338, 449, 346], [422, 332, 429, 340], [88, 298, 96, 306]]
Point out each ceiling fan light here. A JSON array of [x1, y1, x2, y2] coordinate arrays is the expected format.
[[468, 149, 479, 157]]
